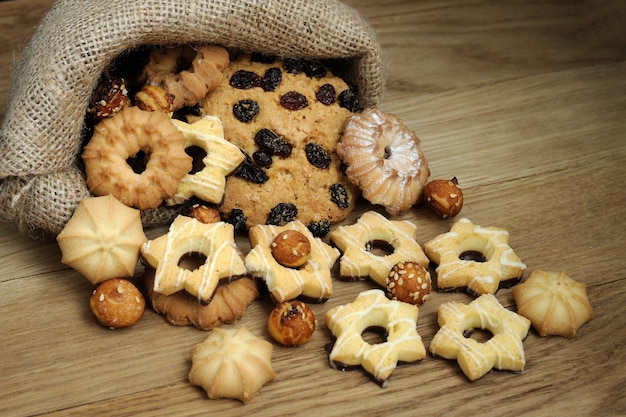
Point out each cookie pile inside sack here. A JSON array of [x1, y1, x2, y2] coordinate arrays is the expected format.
[[5, 0, 595, 405]]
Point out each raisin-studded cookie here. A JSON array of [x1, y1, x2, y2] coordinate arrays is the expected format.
[[199, 53, 361, 235]]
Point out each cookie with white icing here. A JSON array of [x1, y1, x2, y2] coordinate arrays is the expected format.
[[244, 219, 340, 302], [325, 289, 426, 386], [423, 218, 526, 295], [329, 210, 429, 287], [429, 293, 531, 381]]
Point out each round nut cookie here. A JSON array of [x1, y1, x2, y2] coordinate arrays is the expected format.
[[200, 53, 361, 235]]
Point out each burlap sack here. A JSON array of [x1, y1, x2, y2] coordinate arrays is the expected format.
[[0, 0, 384, 239]]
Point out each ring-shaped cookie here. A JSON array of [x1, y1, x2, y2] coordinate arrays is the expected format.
[[329, 211, 429, 287], [142, 45, 229, 110], [325, 289, 426, 386], [429, 294, 531, 381], [423, 218, 526, 295], [82, 106, 192, 210], [337, 109, 430, 215]]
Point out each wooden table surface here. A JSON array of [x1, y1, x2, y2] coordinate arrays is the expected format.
[[1, 0, 625, 416]]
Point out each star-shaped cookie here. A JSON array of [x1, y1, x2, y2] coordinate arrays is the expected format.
[[244, 220, 340, 302], [429, 293, 531, 381], [423, 218, 526, 295], [329, 211, 429, 287], [325, 289, 426, 386], [141, 215, 247, 302], [167, 116, 245, 205]]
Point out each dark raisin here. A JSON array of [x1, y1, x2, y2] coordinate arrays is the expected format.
[[255, 129, 292, 157], [235, 153, 269, 184], [330, 183, 350, 208], [280, 91, 308, 110], [305, 142, 331, 169], [283, 58, 307, 74], [316, 84, 336, 105], [308, 220, 331, 237], [233, 99, 260, 123], [304, 61, 327, 78], [339, 88, 361, 112], [230, 70, 262, 89], [267, 203, 298, 226], [172, 104, 202, 120], [252, 150, 273, 167], [228, 208, 248, 233], [262, 67, 282, 92], [250, 52, 277, 64]]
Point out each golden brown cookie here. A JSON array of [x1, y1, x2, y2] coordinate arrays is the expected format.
[[90, 278, 145, 329], [141, 44, 229, 111], [423, 218, 526, 295], [512, 270, 593, 338], [144, 268, 258, 330], [200, 53, 361, 233], [82, 106, 192, 210], [56, 195, 147, 284], [429, 294, 531, 381], [189, 326, 276, 403]]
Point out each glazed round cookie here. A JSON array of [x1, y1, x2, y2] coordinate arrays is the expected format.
[[200, 53, 361, 234], [337, 109, 430, 215]]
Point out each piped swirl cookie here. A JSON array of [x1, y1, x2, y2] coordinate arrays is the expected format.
[[429, 294, 531, 381], [329, 211, 429, 287], [325, 289, 426, 387], [512, 270, 593, 338], [244, 220, 340, 303], [141, 215, 247, 303], [56, 195, 147, 285], [423, 218, 526, 295], [189, 326, 275, 403]]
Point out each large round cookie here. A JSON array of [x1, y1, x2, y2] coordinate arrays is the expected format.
[[200, 53, 361, 235]]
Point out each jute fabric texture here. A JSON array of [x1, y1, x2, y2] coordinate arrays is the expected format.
[[0, 0, 384, 238]]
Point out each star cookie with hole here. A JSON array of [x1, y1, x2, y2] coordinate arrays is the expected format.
[[244, 220, 340, 303], [325, 289, 426, 387], [166, 115, 245, 205], [141, 215, 247, 302], [329, 211, 429, 287], [429, 293, 531, 381], [423, 218, 526, 295]]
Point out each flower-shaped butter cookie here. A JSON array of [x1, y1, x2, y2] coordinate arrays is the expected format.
[[57, 195, 147, 284], [245, 220, 340, 302], [141, 215, 247, 302], [325, 289, 426, 387], [189, 326, 275, 403], [429, 294, 531, 381], [512, 270, 593, 338], [423, 218, 526, 295], [329, 211, 429, 287], [167, 116, 245, 205]]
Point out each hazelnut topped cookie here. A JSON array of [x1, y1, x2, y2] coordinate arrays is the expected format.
[[199, 53, 361, 235]]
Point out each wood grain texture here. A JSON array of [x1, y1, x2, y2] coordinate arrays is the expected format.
[[1, 0, 625, 416]]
